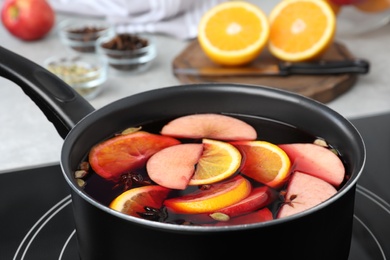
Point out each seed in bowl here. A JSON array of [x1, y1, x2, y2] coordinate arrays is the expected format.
[[58, 18, 114, 53], [97, 33, 156, 72], [76, 113, 346, 226], [46, 60, 99, 85], [101, 33, 149, 51], [67, 26, 108, 52], [45, 56, 107, 100]]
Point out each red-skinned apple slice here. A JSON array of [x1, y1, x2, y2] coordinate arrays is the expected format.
[[184, 185, 277, 224], [212, 185, 277, 218], [278, 143, 345, 187], [277, 171, 337, 219], [161, 113, 257, 141], [146, 143, 204, 190], [214, 207, 273, 226], [89, 131, 180, 181]]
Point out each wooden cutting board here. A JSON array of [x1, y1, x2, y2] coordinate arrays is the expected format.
[[172, 40, 359, 103]]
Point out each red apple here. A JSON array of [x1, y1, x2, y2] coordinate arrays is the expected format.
[[327, 0, 365, 5], [1, 0, 55, 41]]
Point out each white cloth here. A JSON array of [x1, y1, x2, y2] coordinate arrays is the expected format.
[[48, 0, 227, 40]]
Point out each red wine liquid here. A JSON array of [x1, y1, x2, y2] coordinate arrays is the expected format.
[[81, 114, 348, 225]]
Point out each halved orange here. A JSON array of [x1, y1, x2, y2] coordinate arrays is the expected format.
[[197, 1, 269, 66], [232, 140, 291, 189], [164, 175, 251, 214], [110, 185, 170, 217], [189, 138, 242, 186], [268, 0, 336, 62]]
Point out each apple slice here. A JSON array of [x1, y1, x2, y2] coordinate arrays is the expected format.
[[185, 185, 277, 224], [89, 131, 180, 181], [146, 143, 204, 190], [278, 143, 345, 187], [211, 185, 277, 219], [277, 171, 337, 219], [161, 113, 257, 141], [214, 208, 273, 226]]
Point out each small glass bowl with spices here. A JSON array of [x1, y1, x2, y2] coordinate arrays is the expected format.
[[44, 55, 108, 100], [96, 33, 157, 73], [58, 18, 114, 53]]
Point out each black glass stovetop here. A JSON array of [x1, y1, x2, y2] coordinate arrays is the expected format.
[[1, 113, 390, 260]]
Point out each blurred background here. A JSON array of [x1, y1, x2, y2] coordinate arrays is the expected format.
[[0, 0, 390, 171]]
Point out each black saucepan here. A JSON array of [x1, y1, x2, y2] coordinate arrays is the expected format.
[[0, 46, 365, 260]]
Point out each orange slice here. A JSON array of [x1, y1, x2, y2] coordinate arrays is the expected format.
[[232, 141, 291, 189], [164, 175, 251, 214], [197, 1, 269, 66], [189, 139, 242, 186], [268, 0, 336, 62], [89, 131, 180, 181], [109, 185, 170, 218]]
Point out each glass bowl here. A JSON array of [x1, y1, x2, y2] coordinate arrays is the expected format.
[[44, 54, 108, 100], [58, 19, 114, 53], [96, 33, 157, 73]]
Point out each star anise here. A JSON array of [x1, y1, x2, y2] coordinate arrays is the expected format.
[[114, 172, 152, 191], [137, 206, 168, 222]]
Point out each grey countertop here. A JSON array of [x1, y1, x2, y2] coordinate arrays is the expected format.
[[1, 1, 390, 172]]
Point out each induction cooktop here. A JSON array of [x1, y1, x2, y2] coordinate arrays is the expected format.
[[1, 112, 390, 260]]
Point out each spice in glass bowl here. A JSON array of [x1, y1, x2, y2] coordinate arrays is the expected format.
[[101, 33, 149, 51], [44, 55, 108, 100], [58, 19, 114, 53], [96, 33, 156, 73]]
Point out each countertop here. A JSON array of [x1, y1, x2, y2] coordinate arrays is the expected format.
[[1, 1, 390, 172]]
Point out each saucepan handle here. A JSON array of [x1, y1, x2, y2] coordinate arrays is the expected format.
[[0, 46, 95, 139]]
